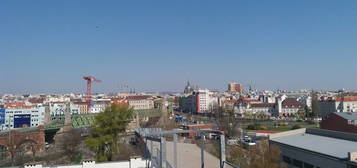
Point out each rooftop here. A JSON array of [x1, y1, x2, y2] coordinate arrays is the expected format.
[[270, 128, 357, 159], [335, 112, 357, 121]]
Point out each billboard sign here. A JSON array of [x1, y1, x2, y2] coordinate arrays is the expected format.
[[0, 108, 4, 124], [14, 114, 31, 128]]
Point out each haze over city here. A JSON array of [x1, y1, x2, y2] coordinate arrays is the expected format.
[[3, 1, 357, 168], [1, 0, 357, 93]]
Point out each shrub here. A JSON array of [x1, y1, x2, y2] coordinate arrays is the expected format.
[[278, 122, 288, 126], [246, 123, 261, 130], [258, 126, 268, 130], [291, 124, 303, 130], [306, 120, 316, 124]]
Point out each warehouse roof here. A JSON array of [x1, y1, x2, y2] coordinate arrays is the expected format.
[[270, 129, 357, 159], [335, 112, 357, 121]]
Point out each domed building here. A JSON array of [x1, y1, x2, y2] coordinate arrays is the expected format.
[[184, 81, 194, 94]]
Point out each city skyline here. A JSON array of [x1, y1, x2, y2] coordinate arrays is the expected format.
[[1, 0, 357, 93]]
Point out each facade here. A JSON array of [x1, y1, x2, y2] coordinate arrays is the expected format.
[[49, 103, 80, 115], [179, 94, 196, 113], [222, 100, 237, 110], [320, 96, 357, 118], [193, 89, 218, 114], [90, 101, 109, 113], [276, 98, 304, 117], [270, 128, 357, 168], [228, 82, 243, 94], [127, 96, 154, 110], [179, 89, 218, 114], [250, 103, 275, 116], [320, 112, 357, 134], [1, 106, 45, 131], [234, 98, 267, 116], [74, 102, 88, 114]]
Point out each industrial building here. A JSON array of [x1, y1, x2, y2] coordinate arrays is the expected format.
[[320, 112, 357, 134], [270, 128, 357, 168]]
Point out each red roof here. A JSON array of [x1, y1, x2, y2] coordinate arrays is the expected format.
[[335, 96, 357, 102], [248, 130, 281, 134], [28, 98, 44, 104], [126, 96, 151, 100], [4, 102, 34, 109], [251, 103, 275, 108], [282, 98, 304, 108]]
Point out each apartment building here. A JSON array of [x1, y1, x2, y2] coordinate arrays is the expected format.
[[90, 100, 110, 113], [320, 96, 357, 118], [48, 102, 80, 115], [127, 96, 154, 110], [193, 89, 218, 114], [228, 82, 243, 94], [1, 106, 45, 131]]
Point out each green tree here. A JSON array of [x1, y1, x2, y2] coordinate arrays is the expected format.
[[310, 91, 320, 118], [85, 105, 133, 162]]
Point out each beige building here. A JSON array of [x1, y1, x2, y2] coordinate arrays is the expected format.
[[127, 96, 154, 110], [228, 82, 243, 94], [74, 102, 88, 114]]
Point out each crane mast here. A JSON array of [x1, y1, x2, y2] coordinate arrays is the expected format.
[[83, 76, 102, 112]]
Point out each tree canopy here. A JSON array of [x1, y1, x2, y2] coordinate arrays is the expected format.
[[85, 105, 133, 162]]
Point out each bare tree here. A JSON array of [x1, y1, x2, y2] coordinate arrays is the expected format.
[[212, 105, 240, 138], [229, 141, 286, 168], [56, 128, 82, 161]]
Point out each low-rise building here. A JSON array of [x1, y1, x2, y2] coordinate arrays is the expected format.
[[270, 128, 357, 168], [182, 124, 214, 137], [320, 112, 357, 134], [250, 103, 275, 116], [277, 98, 305, 117]]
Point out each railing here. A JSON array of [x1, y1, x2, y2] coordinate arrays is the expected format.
[[223, 161, 239, 168]]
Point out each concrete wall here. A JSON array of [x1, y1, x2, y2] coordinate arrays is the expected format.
[[25, 158, 146, 168]]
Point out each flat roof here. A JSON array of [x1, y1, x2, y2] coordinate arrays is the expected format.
[[335, 112, 357, 120], [271, 132, 357, 159]]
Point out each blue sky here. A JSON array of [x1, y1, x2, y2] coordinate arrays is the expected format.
[[1, 0, 357, 93]]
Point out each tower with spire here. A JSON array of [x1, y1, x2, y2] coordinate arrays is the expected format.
[[184, 81, 194, 94]]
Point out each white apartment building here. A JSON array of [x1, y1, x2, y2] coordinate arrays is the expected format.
[[44, 96, 70, 104], [49, 103, 80, 115], [193, 89, 218, 114], [90, 102, 108, 113], [1, 106, 45, 131]]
